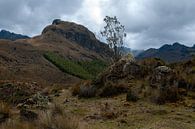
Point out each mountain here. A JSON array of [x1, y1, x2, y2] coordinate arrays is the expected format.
[[25, 19, 112, 61], [0, 29, 29, 40], [0, 19, 112, 85], [136, 42, 195, 63], [121, 47, 144, 56]]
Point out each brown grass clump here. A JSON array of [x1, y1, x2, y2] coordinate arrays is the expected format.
[[0, 102, 10, 123], [0, 102, 10, 115], [1, 120, 37, 129], [50, 103, 64, 115], [72, 80, 96, 98], [38, 110, 79, 129]]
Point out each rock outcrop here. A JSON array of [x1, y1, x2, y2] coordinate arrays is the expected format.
[[42, 19, 113, 59]]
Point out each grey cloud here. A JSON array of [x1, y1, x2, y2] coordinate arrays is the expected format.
[[0, 0, 82, 35], [0, 0, 195, 49]]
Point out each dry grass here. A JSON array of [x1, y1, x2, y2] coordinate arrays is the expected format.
[[38, 110, 79, 129], [72, 80, 96, 98], [1, 120, 37, 129], [0, 102, 10, 115], [1, 103, 79, 129]]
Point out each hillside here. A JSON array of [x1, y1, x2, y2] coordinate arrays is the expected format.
[[136, 42, 195, 63], [0, 19, 112, 85], [0, 29, 29, 41]]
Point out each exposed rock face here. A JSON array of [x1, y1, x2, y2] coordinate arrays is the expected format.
[[90, 55, 147, 97], [97, 54, 141, 84], [52, 19, 62, 25], [42, 20, 113, 58]]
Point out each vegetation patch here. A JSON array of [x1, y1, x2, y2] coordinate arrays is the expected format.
[[44, 52, 108, 79], [78, 60, 108, 77]]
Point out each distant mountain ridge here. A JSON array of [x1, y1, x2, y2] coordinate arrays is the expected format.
[[136, 42, 195, 63], [120, 47, 144, 56], [0, 29, 29, 41]]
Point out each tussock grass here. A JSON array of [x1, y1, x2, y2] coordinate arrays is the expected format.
[[0, 102, 10, 115]]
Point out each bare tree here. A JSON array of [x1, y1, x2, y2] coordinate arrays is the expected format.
[[101, 16, 126, 61]]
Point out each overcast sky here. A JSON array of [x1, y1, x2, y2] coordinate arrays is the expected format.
[[0, 0, 195, 49]]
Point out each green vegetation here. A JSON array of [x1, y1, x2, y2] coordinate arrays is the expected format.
[[78, 59, 108, 77], [44, 52, 108, 79]]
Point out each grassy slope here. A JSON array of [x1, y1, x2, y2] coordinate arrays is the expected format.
[[44, 52, 108, 80]]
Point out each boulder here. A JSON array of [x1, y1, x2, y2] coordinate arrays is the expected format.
[[52, 19, 62, 25]]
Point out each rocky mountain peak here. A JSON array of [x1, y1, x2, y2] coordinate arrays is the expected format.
[[42, 19, 113, 57]]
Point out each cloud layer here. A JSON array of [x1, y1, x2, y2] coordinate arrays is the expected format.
[[0, 0, 195, 49]]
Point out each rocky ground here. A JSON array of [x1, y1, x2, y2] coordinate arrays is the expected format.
[[0, 82, 195, 129], [51, 88, 195, 129]]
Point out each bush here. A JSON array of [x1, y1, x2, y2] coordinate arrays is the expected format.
[[99, 82, 128, 97]]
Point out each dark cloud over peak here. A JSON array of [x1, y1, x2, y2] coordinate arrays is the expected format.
[[0, 0, 195, 49]]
